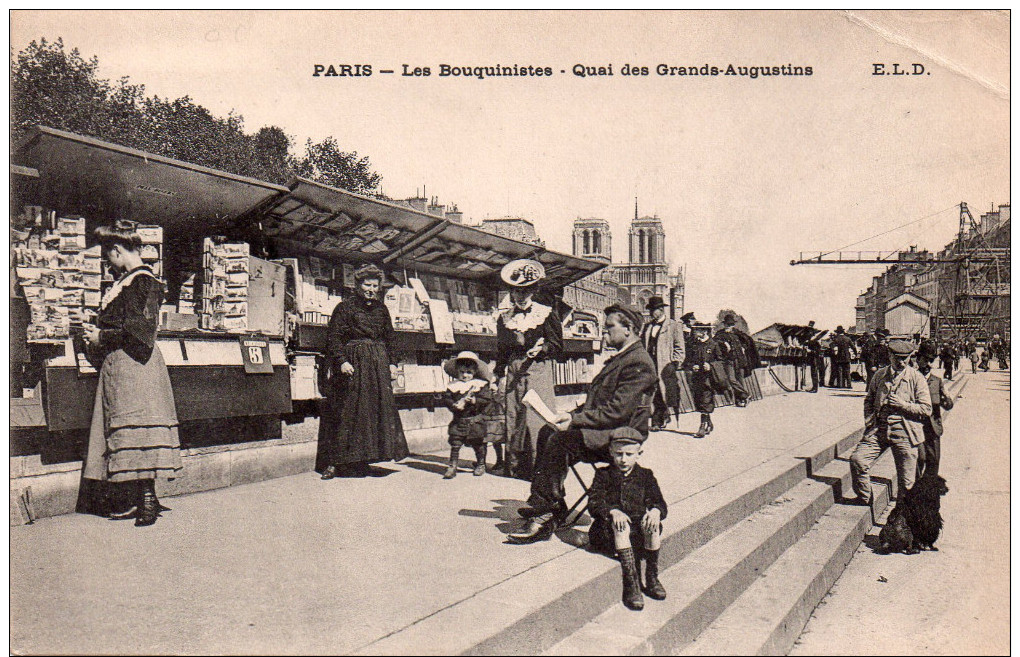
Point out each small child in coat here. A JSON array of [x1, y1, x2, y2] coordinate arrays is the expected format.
[[441, 351, 498, 479], [587, 426, 668, 611]]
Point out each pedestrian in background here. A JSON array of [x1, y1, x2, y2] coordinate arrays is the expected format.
[[939, 342, 956, 381], [914, 342, 954, 479], [81, 221, 181, 527], [805, 320, 827, 393], [715, 313, 755, 407], [682, 321, 724, 437], [830, 326, 856, 389], [641, 296, 684, 431], [849, 340, 932, 506]]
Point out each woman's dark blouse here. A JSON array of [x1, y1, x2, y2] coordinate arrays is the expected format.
[[325, 295, 396, 363], [95, 269, 163, 364]]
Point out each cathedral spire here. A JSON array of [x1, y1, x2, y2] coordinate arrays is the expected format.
[[634, 197, 638, 221]]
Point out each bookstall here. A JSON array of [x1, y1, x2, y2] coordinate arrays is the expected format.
[[10, 127, 606, 521]]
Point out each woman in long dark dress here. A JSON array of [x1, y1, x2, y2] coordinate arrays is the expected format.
[[82, 221, 181, 527], [317, 264, 408, 479], [495, 259, 562, 480]]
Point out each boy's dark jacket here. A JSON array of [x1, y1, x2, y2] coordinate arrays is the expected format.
[[588, 463, 668, 523]]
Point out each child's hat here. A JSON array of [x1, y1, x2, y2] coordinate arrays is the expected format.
[[609, 426, 646, 446], [443, 351, 493, 382]]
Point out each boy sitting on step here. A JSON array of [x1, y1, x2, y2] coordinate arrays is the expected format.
[[587, 426, 668, 611], [441, 352, 500, 479]]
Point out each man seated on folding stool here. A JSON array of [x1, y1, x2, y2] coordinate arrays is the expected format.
[[509, 304, 658, 544]]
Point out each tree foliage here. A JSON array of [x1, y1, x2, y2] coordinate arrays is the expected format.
[[10, 38, 381, 192]]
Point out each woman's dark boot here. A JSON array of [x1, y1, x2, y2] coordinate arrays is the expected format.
[[642, 549, 667, 600], [619, 548, 644, 611], [444, 446, 461, 479], [320, 465, 338, 480], [135, 479, 158, 527], [473, 445, 487, 476], [108, 481, 139, 520]]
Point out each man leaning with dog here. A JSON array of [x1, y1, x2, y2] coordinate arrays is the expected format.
[[509, 303, 658, 544], [849, 339, 932, 507]]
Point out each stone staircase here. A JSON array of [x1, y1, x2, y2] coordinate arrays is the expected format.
[[354, 377, 965, 657]]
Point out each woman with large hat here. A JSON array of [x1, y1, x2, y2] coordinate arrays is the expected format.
[[317, 263, 409, 479], [495, 259, 562, 479], [81, 221, 181, 527]]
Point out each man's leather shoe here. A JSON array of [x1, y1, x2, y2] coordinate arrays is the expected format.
[[508, 513, 559, 544]]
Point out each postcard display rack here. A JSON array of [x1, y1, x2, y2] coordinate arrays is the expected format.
[[286, 255, 597, 404], [10, 211, 291, 435]]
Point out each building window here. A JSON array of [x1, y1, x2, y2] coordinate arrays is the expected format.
[[583, 230, 590, 254], [638, 229, 646, 263], [592, 230, 601, 254]]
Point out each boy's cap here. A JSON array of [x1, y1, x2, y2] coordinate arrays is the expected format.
[[609, 426, 646, 446], [888, 340, 916, 356]]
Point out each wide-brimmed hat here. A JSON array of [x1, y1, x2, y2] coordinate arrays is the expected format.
[[500, 259, 546, 287], [646, 296, 667, 311], [917, 341, 938, 361], [723, 313, 737, 326], [680, 312, 696, 324], [443, 351, 493, 381], [835, 325, 845, 334]]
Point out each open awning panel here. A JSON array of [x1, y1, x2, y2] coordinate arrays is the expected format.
[[15, 127, 288, 233], [260, 178, 605, 287]]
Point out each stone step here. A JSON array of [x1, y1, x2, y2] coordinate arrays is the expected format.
[[542, 477, 839, 656], [677, 500, 879, 656], [354, 446, 835, 656]]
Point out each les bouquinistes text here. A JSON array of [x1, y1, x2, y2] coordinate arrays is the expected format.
[[312, 62, 815, 80]]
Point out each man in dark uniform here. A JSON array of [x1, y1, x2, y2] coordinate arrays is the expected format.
[[510, 304, 658, 544], [830, 325, 856, 389], [915, 342, 954, 479], [805, 321, 828, 393], [715, 313, 753, 407]]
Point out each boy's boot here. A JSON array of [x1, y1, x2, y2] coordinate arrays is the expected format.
[[642, 549, 667, 600], [705, 414, 714, 435], [492, 444, 505, 474], [619, 548, 644, 611], [444, 447, 460, 479], [695, 414, 710, 438], [473, 445, 487, 476]]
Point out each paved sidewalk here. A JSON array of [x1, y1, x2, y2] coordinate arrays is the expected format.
[[11, 386, 865, 655], [791, 370, 1009, 656]]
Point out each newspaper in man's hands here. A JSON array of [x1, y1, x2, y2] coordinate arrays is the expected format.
[[522, 389, 559, 427]]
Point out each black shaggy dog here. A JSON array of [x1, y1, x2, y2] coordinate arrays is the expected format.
[[878, 475, 949, 554]]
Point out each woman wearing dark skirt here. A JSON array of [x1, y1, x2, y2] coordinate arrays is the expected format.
[[317, 264, 408, 479], [82, 221, 181, 527]]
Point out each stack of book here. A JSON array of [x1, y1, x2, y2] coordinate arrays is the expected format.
[[200, 238, 250, 331]]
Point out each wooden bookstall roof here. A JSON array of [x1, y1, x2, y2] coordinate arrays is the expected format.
[[13, 127, 605, 289], [255, 177, 606, 289], [14, 126, 289, 232]]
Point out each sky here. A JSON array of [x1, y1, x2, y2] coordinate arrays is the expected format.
[[10, 10, 1010, 332]]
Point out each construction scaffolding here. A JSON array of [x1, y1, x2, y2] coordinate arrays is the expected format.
[[929, 202, 1010, 341], [792, 202, 1010, 342]]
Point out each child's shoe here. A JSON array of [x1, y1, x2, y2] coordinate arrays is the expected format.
[[443, 464, 457, 479], [643, 550, 667, 600], [619, 548, 644, 611], [473, 462, 486, 476]]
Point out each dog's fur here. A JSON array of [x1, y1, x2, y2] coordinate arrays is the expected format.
[[879, 475, 948, 554]]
